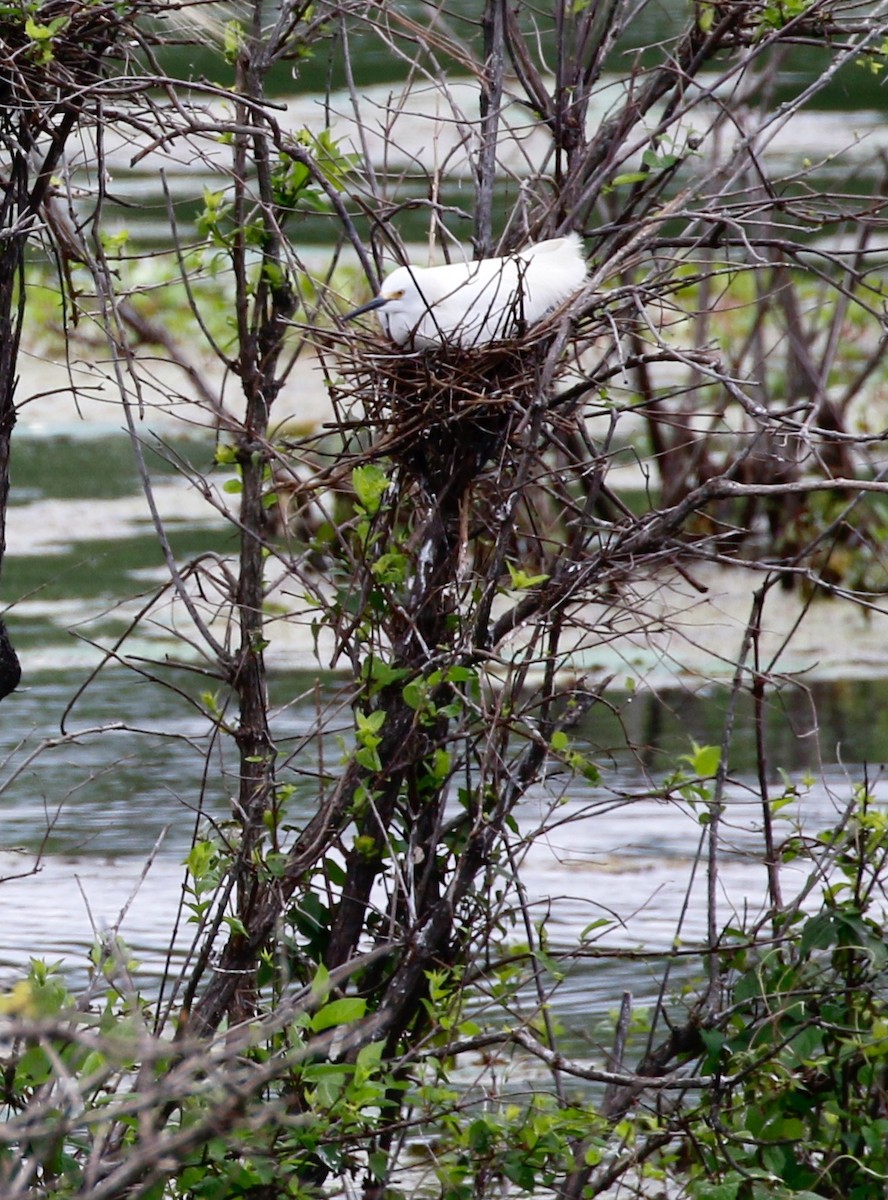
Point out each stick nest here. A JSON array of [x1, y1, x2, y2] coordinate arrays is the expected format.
[[0, 0, 144, 101], [326, 324, 572, 494]]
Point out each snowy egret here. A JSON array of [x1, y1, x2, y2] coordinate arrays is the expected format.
[[345, 233, 587, 349]]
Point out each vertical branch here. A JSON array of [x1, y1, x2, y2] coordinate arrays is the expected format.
[[751, 585, 783, 914], [232, 12, 276, 819], [0, 179, 24, 699], [0, 104, 60, 557], [0, 158, 26, 576], [0, 99, 79, 697], [553, 0, 568, 190], [602, 991, 633, 1118], [474, 0, 505, 256], [223, 2, 295, 1011], [706, 599, 756, 1002]]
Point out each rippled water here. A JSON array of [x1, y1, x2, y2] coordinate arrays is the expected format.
[[1, 625, 883, 1034], [2, 428, 887, 1027]]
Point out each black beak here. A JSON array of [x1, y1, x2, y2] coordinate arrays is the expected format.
[[344, 295, 389, 321]]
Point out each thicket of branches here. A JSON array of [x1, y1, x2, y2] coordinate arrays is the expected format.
[[1, 0, 888, 1196]]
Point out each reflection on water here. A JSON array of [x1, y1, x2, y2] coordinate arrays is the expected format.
[[5, 668, 884, 862], [67, 0, 888, 252], [586, 677, 888, 775], [0, 662, 882, 1017]]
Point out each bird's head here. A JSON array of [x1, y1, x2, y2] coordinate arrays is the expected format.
[[344, 286, 405, 319], [343, 267, 436, 345]]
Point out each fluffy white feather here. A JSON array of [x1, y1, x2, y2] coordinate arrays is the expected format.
[[346, 233, 588, 349]]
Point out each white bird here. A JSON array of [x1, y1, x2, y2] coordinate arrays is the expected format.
[[345, 233, 587, 349]]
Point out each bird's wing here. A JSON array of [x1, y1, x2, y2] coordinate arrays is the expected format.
[[522, 235, 588, 311], [518, 232, 584, 262]]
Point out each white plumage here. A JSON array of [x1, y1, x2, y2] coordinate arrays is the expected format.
[[345, 233, 587, 349]]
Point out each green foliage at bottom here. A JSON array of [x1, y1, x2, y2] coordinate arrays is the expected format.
[[1, 792, 888, 1200], [685, 795, 888, 1200]]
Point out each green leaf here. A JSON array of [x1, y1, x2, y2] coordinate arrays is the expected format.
[[776, 1117, 805, 1140], [310, 963, 331, 1003], [700, 1028, 725, 1057], [357, 709, 386, 736], [352, 835, 378, 861], [356, 1041, 384, 1071], [506, 561, 549, 589], [642, 148, 678, 169], [445, 665, 477, 684], [371, 551, 407, 584], [352, 464, 389, 514], [223, 19, 244, 63], [684, 742, 720, 777], [296, 127, 359, 192], [786, 1024, 822, 1063], [799, 912, 836, 956], [311, 996, 367, 1032], [402, 679, 427, 711], [368, 1150, 388, 1181], [429, 747, 450, 779], [355, 745, 382, 771], [580, 918, 612, 938], [25, 16, 54, 40], [363, 656, 409, 693], [467, 1119, 493, 1152], [701, 1180, 741, 1200]]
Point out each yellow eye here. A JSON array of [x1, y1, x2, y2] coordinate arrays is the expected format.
[[389, 289, 405, 300]]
